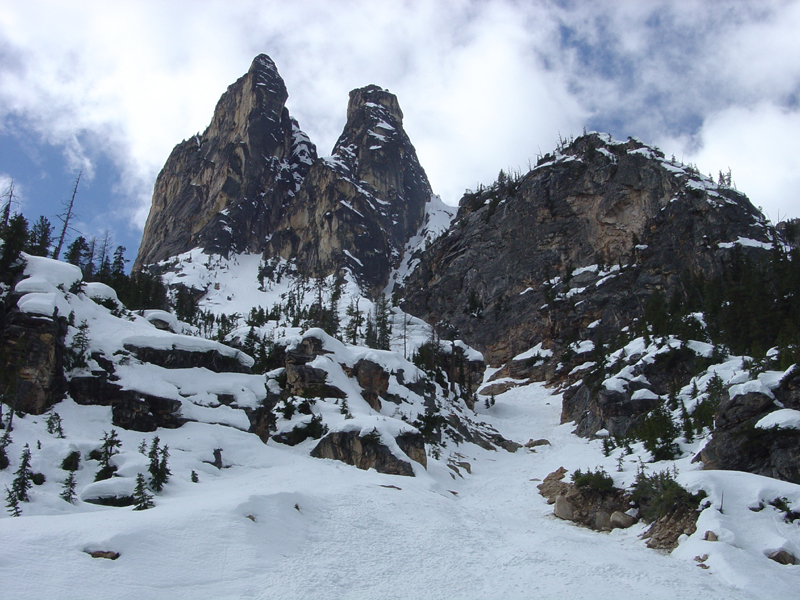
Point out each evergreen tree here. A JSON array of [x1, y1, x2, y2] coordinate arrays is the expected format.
[[148, 437, 170, 492], [0, 431, 11, 470], [60, 472, 77, 503], [65, 320, 90, 370], [95, 429, 121, 481], [344, 298, 363, 345], [364, 314, 377, 349], [46, 411, 65, 438], [375, 295, 393, 350], [64, 236, 89, 269], [28, 215, 53, 257], [11, 444, 33, 502], [5, 486, 21, 517], [0, 213, 29, 281], [132, 473, 154, 510]]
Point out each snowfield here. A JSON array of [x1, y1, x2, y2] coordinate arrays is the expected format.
[[2, 382, 799, 599], [3, 252, 800, 599]]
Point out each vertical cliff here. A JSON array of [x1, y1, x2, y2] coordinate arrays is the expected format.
[[133, 54, 316, 270], [264, 85, 433, 293]]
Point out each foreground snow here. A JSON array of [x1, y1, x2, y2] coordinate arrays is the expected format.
[[3, 382, 798, 599]]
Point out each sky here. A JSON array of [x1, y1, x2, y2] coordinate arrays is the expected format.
[[1, 0, 800, 265]]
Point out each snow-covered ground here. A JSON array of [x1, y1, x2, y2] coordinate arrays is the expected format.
[[2, 379, 798, 599]]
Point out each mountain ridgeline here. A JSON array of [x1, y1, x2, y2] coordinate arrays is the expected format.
[[134, 55, 432, 295]]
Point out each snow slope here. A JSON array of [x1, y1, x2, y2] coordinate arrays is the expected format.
[[2, 379, 799, 599]]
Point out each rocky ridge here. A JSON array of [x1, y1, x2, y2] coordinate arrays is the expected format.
[[135, 56, 434, 296], [402, 133, 771, 371]]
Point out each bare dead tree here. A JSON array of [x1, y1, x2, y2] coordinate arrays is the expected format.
[[1, 179, 16, 229], [52, 171, 81, 260]]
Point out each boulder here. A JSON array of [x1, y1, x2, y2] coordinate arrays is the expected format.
[[311, 429, 420, 476], [610, 511, 637, 529], [353, 358, 389, 411], [554, 495, 574, 521], [768, 550, 797, 565]]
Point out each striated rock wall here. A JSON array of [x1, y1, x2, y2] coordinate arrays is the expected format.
[[0, 309, 67, 415]]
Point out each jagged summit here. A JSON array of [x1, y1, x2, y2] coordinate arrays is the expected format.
[[262, 83, 433, 294], [133, 54, 317, 271], [134, 59, 433, 296], [346, 84, 403, 123]]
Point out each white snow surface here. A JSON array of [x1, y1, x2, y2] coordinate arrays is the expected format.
[[756, 409, 800, 430], [2, 381, 796, 599], [3, 254, 800, 599]]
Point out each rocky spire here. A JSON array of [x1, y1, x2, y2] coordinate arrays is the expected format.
[[265, 84, 433, 294], [133, 54, 317, 270]]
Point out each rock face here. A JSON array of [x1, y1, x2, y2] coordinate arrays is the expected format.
[[265, 85, 432, 293], [0, 308, 67, 415], [134, 55, 317, 270], [135, 57, 433, 295], [402, 133, 770, 368], [698, 384, 800, 483], [310, 428, 424, 476]]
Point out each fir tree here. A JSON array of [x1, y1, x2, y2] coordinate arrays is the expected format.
[[0, 430, 11, 470], [148, 437, 170, 492], [95, 429, 121, 481], [46, 411, 65, 438], [28, 215, 53, 257], [344, 298, 363, 345], [5, 486, 21, 517], [132, 473, 154, 510], [60, 472, 77, 503], [191, 470, 199, 483], [12, 444, 33, 502]]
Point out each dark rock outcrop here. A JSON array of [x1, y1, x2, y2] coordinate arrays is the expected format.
[[698, 390, 800, 484], [0, 309, 67, 415], [69, 374, 184, 431], [122, 341, 252, 373], [402, 134, 771, 368], [310, 429, 422, 476]]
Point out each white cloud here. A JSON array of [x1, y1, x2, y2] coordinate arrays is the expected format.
[[1, 0, 800, 241], [663, 103, 800, 223]]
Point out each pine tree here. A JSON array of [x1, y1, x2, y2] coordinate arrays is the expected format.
[[95, 429, 121, 481], [148, 437, 170, 492], [0, 431, 11, 470], [5, 486, 21, 516], [66, 320, 91, 370], [0, 213, 29, 281], [46, 411, 65, 438], [191, 470, 199, 483], [64, 235, 89, 269], [12, 444, 33, 502], [60, 472, 77, 503], [28, 216, 53, 257], [132, 473, 154, 510], [344, 298, 363, 345]]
